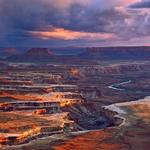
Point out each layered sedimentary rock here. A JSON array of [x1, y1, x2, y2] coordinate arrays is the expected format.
[[0, 63, 113, 147], [52, 96, 150, 150], [0, 54, 150, 149], [7, 48, 54, 62]]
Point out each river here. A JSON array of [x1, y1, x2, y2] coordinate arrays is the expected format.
[[108, 80, 132, 91]]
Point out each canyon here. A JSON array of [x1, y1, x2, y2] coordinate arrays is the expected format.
[[0, 47, 150, 150]]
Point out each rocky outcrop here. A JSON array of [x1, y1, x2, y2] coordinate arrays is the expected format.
[[7, 48, 54, 62], [71, 62, 150, 75], [80, 86, 102, 100], [26, 48, 53, 57]]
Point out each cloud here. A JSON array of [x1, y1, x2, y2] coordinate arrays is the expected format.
[[0, 0, 149, 47], [29, 26, 116, 40], [130, 1, 150, 8]]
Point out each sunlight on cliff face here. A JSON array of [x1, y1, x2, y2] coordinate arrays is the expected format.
[[33, 109, 47, 115], [0, 136, 8, 145], [70, 68, 80, 77], [131, 103, 150, 123], [17, 127, 41, 143], [60, 100, 72, 107], [0, 91, 43, 101]]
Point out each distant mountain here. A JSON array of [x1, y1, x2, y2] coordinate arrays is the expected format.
[[26, 48, 53, 57], [52, 47, 86, 55], [0, 62, 7, 68], [0, 48, 18, 58], [6, 46, 150, 63], [80, 46, 150, 60], [7, 48, 55, 62]]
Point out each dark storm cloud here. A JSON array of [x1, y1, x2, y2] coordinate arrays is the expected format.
[[0, 0, 118, 33], [130, 1, 150, 8], [0, 0, 150, 47], [0, 0, 54, 31]]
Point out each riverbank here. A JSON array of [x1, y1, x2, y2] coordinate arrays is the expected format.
[[52, 96, 150, 150]]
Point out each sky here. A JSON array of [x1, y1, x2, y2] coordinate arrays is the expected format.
[[0, 0, 150, 47]]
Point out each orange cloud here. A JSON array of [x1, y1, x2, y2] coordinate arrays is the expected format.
[[120, 0, 142, 6], [29, 27, 116, 41]]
